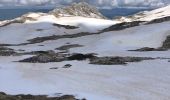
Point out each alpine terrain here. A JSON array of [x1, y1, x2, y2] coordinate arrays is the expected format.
[[0, 2, 170, 100]]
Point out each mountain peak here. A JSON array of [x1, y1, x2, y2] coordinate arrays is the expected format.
[[50, 2, 106, 19]]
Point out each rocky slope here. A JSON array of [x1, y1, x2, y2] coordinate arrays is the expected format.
[[115, 5, 170, 22], [50, 2, 106, 19]]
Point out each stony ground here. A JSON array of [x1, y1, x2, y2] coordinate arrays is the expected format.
[[0, 92, 84, 100]]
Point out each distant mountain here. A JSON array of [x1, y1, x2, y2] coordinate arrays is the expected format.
[[49, 2, 106, 19], [115, 5, 170, 22]]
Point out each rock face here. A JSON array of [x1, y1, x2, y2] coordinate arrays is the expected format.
[[50, 2, 106, 19]]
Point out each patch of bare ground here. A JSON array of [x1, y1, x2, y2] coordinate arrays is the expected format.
[[56, 44, 83, 51], [53, 23, 79, 29], [0, 92, 82, 100], [0, 46, 17, 56], [18, 51, 154, 65]]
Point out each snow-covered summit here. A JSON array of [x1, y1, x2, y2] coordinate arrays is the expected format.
[[128, 5, 170, 22], [49, 2, 106, 19], [0, 2, 107, 26]]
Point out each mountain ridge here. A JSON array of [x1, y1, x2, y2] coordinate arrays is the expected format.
[[49, 2, 106, 19]]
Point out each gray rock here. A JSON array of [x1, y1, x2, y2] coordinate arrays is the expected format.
[[161, 35, 170, 50], [49, 67, 58, 69], [90, 56, 154, 65], [129, 35, 170, 52], [19, 51, 67, 63], [0, 46, 16, 56], [0, 92, 77, 100], [63, 64, 72, 68], [53, 23, 79, 29], [56, 44, 83, 51], [50, 2, 106, 19]]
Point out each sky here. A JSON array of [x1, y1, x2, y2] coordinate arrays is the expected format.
[[0, 0, 169, 8]]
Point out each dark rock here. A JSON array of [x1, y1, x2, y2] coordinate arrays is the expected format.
[[101, 21, 145, 32], [38, 45, 44, 46], [0, 92, 6, 95], [63, 64, 72, 68], [53, 23, 79, 29], [90, 56, 154, 65], [90, 57, 127, 65], [0, 46, 17, 56], [0, 47, 13, 51], [50, 67, 58, 69], [128, 47, 166, 52], [19, 54, 65, 63], [67, 53, 95, 60], [17, 49, 25, 51], [22, 50, 56, 55], [18, 51, 155, 65], [129, 35, 170, 52], [58, 95, 76, 100], [0, 92, 77, 100], [131, 47, 156, 51], [19, 51, 67, 63], [146, 16, 170, 24], [36, 29, 44, 31], [27, 32, 93, 44], [56, 44, 83, 51], [161, 35, 170, 50]]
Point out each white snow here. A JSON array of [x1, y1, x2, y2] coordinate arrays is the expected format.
[[0, 57, 170, 100], [132, 5, 170, 21], [0, 5, 170, 100], [0, 15, 118, 44]]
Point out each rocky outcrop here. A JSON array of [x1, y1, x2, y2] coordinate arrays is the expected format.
[[50, 2, 106, 19], [67, 53, 95, 61], [53, 23, 79, 29], [0, 46, 17, 56], [18, 51, 155, 65], [101, 21, 145, 32], [89, 56, 154, 65], [0, 92, 77, 100], [128, 47, 166, 52], [146, 16, 170, 24], [27, 32, 94, 44], [129, 35, 170, 52], [56, 44, 83, 51], [161, 35, 170, 49], [19, 51, 67, 63]]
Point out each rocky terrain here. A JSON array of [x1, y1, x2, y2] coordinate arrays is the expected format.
[[50, 2, 106, 19], [0, 92, 81, 100], [0, 2, 170, 100]]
